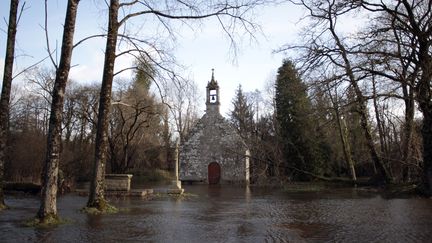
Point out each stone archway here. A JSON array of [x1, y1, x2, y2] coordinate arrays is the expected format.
[[208, 162, 221, 184]]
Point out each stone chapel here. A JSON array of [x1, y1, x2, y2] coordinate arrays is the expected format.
[[179, 71, 250, 184]]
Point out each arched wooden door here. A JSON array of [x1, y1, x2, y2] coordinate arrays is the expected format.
[[208, 162, 221, 184]]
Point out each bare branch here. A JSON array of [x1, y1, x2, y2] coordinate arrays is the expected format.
[[12, 52, 53, 80], [113, 66, 137, 77], [16, 1, 26, 25], [73, 34, 106, 49], [43, 0, 58, 69], [119, 0, 139, 8]]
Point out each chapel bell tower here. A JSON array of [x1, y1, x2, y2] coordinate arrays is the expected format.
[[206, 69, 220, 114]]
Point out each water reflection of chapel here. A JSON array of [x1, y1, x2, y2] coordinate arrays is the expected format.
[[179, 70, 250, 184]]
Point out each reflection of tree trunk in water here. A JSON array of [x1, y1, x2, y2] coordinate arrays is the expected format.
[[88, 0, 119, 210], [0, 0, 19, 209]]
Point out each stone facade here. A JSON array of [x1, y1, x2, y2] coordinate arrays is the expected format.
[[179, 71, 250, 184]]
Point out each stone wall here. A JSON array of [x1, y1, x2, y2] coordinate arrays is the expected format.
[[180, 112, 249, 183], [105, 174, 133, 191]]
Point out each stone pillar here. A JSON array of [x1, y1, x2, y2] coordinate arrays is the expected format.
[[175, 138, 179, 181], [172, 138, 182, 189]]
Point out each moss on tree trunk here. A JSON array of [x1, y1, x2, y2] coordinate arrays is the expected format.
[[37, 0, 79, 221], [87, 0, 119, 209]]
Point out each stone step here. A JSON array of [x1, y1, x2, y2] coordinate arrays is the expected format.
[[74, 187, 185, 196], [153, 188, 185, 194]]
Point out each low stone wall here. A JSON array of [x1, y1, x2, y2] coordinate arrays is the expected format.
[[105, 174, 133, 191]]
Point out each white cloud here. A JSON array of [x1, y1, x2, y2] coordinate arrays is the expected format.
[[69, 45, 135, 85], [69, 63, 102, 84], [114, 54, 134, 80]]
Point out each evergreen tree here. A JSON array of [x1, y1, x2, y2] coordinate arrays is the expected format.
[[229, 84, 254, 139], [275, 59, 324, 180], [310, 86, 337, 177], [133, 57, 155, 91]]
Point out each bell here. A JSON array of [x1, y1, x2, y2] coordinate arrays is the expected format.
[[211, 96, 215, 101]]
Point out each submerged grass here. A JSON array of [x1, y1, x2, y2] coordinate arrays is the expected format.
[[150, 192, 198, 201], [81, 203, 119, 215], [82, 197, 119, 215], [281, 180, 424, 198], [282, 182, 329, 193], [24, 215, 70, 228], [386, 183, 419, 196]]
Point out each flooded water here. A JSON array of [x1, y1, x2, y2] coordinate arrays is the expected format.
[[1, 185, 432, 242]]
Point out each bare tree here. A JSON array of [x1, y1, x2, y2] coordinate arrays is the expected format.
[[281, 0, 391, 183], [166, 79, 200, 142], [0, 0, 20, 210], [36, 0, 80, 224], [356, 0, 432, 193], [87, 0, 120, 211], [108, 82, 162, 173], [326, 83, 356, 181], [87, 0, 264, 211], [23, 68, 55, 132]]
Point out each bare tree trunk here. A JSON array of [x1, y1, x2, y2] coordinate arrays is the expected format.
[[372, 77, 386, 155], [371, 76, 391, 178], [0, 0, 19, 210], [357, 92, 391, 183], [418, 56, 432, 196], [37, 0, 79, 223], [401, 82, 414, 182], [87, 0, 119, 210], [355, 0, 432, 195], [121, 145, 128, 173], [341, 117, 356, 181], [328, 18, 391, 183], [327, 86, 356, 181], [420, 107, 432, 195]]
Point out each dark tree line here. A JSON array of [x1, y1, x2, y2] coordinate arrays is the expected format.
[[287, 0, 432, 194], [227, 0, 431, 196], [4, 74, 168, 178], [229, 56, 424, 188]]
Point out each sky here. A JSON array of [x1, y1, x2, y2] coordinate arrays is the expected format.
[[0, 1, 306, 115]]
